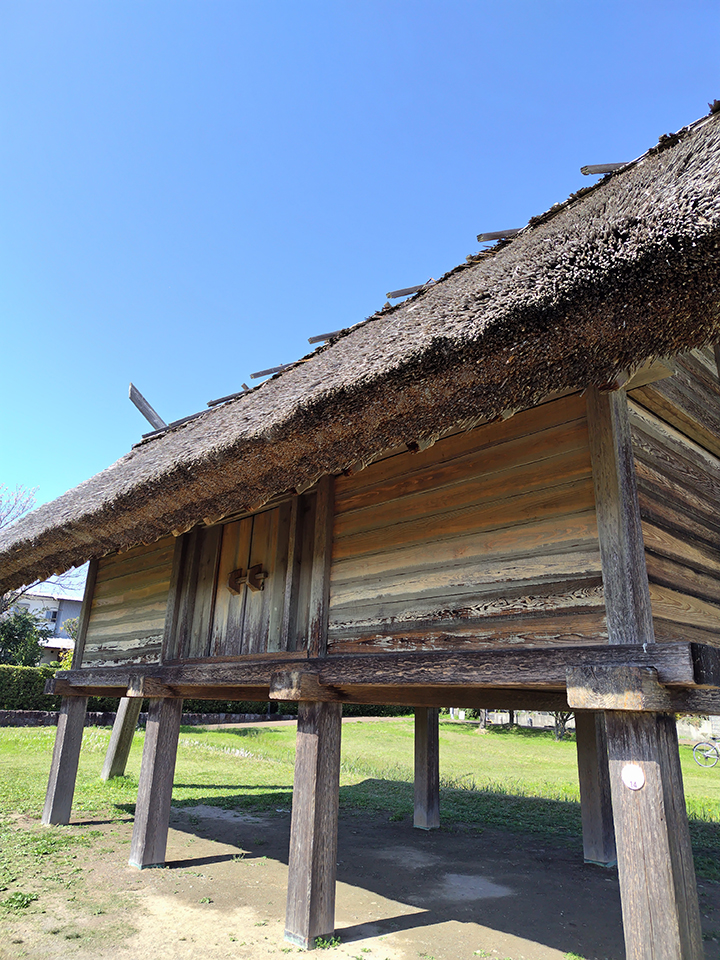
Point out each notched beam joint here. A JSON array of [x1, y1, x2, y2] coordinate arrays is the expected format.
[[269, 669, 341, 702], [126, 677, 175, 699]]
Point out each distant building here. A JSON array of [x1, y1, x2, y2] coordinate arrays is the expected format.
[[14, 581, 85, 664]]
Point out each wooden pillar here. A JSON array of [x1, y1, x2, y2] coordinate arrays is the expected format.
[[414, 707, 440, 830], [101, 697, 142, 781], [129, 697, 183, 869], [574, 710, 615, 866], [285, 701, 342, 949], [42, 696, 88, 825], [605, 711, 703, 960]]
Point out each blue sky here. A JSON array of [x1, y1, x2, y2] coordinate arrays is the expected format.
[[2, 1, 719, 509]]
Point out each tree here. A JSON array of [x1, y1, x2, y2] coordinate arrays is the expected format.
[[0, 484, 85, 616], [553, 711, 574, 741], [0, 608, 51, 666]]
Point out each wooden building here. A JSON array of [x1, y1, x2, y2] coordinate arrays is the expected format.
[[2, 106, 720, 959]]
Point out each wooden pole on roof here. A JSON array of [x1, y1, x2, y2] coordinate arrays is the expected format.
[[129, 383, 166, 431]]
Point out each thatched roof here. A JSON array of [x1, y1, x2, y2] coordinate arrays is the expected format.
[[2, 108, 720, 592]]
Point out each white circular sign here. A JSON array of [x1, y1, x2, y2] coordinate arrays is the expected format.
[[621, 763, 645, 791]]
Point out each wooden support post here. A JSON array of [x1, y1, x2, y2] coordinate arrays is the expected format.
[[414, 707, 440, 830], [285, 701, 342, 949], [42, 696, 88, 825], [101, 697, 142, 781], [586, 387, 655, 646], [129, 698, 183, 869], [605, 711, 703, 960], [574, 710, 615, 866]]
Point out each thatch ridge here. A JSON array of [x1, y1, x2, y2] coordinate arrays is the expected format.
[[2, 109, 720, 592]]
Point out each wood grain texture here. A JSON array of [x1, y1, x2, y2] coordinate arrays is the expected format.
[[568, 665, 720, 715], [41, 696, 89, 825], [129, 697, 183, 869], [628, 376, 720, 646], [83, 539, 174, 666], [308, 477, 334, 658], [575, 711, 615, 866], [285, 701, 342, 949], [330, 394, 601, 652], [101, 697, 142, 780], [55, 641, 705, 694], [631, 353, 720, 459], [414, 707, 440, 830], [73, 559, 98, 669], [586, 387, 654, 645], [605, 711, 703, 960]]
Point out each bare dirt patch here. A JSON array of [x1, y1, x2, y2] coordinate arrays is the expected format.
[[3, 806, 720, 960]]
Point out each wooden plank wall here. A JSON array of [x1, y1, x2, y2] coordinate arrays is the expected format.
[[82, 537, 175, 666], [328, 393, 605, 653], [629, 347, 720, 647]]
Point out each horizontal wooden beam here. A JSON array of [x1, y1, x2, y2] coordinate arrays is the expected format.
[[50, 642, 720, 698], [567, 665, 720, 715], [271, 677, 570, 710]]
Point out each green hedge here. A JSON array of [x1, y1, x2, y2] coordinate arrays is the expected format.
[[0, 665, 410, 718], [0, 665, 119, 712]]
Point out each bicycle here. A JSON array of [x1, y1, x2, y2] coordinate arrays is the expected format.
[[693, 739, 720, 768]]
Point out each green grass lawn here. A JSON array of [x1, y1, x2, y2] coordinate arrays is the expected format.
[[2, 719, 720, 882]]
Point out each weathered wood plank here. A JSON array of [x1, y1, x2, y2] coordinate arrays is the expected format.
[[308, 476, 334, 658], [568, 665, 720, 714], [605, 711, 703, 959], [326, 612, 609, 653], [334, 478, 596, 562], [211, 517, 253, 656], [280, 497, 303, 652], [94, 537, 175, 580], [331, 511, 600, 588], [586, 388, 654, 645], [645, 552, 720, 606], [74, 559, 98, 668], [129, 697, 183, 869], [101, 697, 142, 780], [41, 696, 89, 825], [335, 420, 590, 523], [632, 361, 720, 459], [647, 583, 720, 634], [329, 579, 604, 635], [335, 393, 588, 502], [267, 500, 293, 652], [575, 711, 615, 866], [285, 701, 342, 949], [414, 707, 440, 830]]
